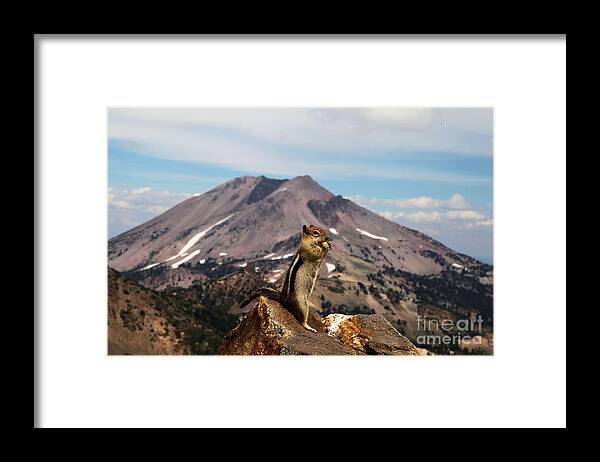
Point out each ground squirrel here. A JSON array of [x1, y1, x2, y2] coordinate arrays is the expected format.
[[241, 224, 332, 332]]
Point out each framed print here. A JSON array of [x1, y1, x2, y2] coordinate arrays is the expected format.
[[35, 35, 566, 428]]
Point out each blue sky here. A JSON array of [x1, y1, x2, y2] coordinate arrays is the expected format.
[[108, 108, 493, 263]]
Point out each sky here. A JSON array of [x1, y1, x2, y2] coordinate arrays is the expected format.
[[108, 108, 493, 264]]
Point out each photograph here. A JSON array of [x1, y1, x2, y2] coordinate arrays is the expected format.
[[107, 108, 494, 356]]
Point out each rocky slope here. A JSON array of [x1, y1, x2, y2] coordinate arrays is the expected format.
[[218, 296, 421, 355], [108, 267, 238, 355]]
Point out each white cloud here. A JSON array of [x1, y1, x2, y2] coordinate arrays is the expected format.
[[403, 211, 443, 223], [465, 218, 494, 229], [108, 187, 197, 238], [318, 108, 436, 130], [350, 193, 471, 210], [380, 209, 486, 224], [378, 211, 405, 220], [109, 199, 133, 209], [445, 194, 472, 210], [361, 108, 434, 128], [353, 192, 488, 227], [108, 108, 492, 181], [377, 209, 493, 262], [445, 210, 485, 220], [400, 197, 445, 208]]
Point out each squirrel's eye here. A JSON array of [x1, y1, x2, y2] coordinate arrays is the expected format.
[[312, 231, 320, 237]]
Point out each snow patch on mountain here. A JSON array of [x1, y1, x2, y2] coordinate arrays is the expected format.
[[177, 213, 236, 256], [356, 228, 389, 242], [164, 254, 185, 263], [171, 250, 201, 269]]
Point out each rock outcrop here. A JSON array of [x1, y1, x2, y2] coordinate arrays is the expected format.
[[322, 313, 420, 355], [218, 296, 420, 355]]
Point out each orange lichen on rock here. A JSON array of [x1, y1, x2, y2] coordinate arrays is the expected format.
[[323, 313, 419, 355]]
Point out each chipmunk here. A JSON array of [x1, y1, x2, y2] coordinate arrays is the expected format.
[[241, 224, 332, 332]]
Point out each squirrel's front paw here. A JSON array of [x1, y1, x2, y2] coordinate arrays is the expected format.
[[302, 323, 317, 333]]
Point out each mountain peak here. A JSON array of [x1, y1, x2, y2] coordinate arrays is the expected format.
[[245, 176, 288, 204], [281, 175, 333, 202], [288, 174, 317, 184]]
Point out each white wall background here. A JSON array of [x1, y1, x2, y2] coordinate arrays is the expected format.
[[36, 36, 566, 428]]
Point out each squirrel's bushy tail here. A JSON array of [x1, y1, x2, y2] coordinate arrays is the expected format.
[[239, 287, 281, 309]]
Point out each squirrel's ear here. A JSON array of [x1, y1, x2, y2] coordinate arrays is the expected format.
[[302, 225, 308, 234]]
